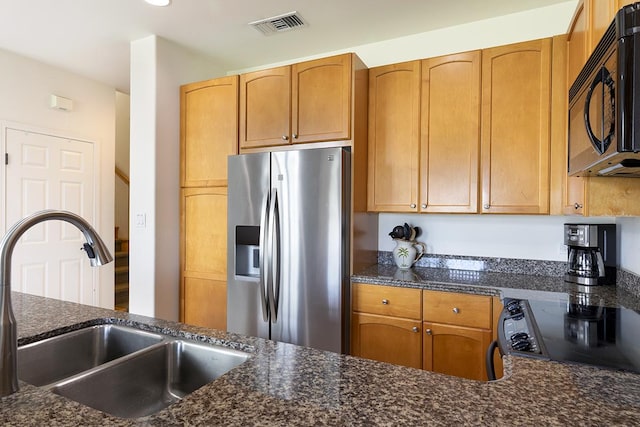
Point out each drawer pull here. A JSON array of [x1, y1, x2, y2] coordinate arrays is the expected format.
[[426, 329, 432, 335], [452, 307, 460, 314], [381, 299, 389, 305], [412, 327, 419, 333]]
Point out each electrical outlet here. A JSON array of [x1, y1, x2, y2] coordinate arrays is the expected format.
[[558, 244, 568, 257]]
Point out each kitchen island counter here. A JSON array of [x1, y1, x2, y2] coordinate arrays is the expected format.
[[2, 291, 640, 426]]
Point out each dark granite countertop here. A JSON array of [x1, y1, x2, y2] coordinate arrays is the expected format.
[[352, 264, 640, 312], [2, 290, 640, 426]]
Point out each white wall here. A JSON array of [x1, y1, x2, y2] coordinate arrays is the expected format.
[[617, 218, 640, 274], [0, 48, 115, 308], [129, 35, 224, 321], [115, 91, 130, 239], [230, 1, 578, 73], [378, 214, 620, 261]]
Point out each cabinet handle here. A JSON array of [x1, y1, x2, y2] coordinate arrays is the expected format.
[[421, 204, 427, 209], [293, 133, 298, 139], [574, 203, 583, 209], [410, 204, 417, 209], [282, 135, 289, 141], [426, 329, 432, 335], [452, 307, 460, 314], [381, 299, 389, 305], [483, 204, 490, 209], [412, 327, 419, 333]]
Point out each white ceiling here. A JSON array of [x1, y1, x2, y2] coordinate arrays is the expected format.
[[0, 0, 571, 93]]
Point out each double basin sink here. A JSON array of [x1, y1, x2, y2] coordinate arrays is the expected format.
[[18, 324, 250, 419]]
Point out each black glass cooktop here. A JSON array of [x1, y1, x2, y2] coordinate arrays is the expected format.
[[525, 296, 640, 374]]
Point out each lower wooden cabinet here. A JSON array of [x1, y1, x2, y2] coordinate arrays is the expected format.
[[351, 283, 499, 381], [351, 313, 422, 369], [423, 322, 492, 381], [180, 187, 228, 330], [183, 277, 226, 330]]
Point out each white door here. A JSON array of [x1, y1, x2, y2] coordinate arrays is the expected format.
[[4, 127, 97, 305]]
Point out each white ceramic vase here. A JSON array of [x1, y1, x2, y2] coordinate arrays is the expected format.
[[392, 239, 426, 269]]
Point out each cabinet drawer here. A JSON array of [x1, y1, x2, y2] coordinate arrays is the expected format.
[[352, 283, 421, 319], [423, 290, 491, 329]]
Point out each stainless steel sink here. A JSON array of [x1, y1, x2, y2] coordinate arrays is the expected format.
[[18, 324, 250, 419], [50, 340, 249, 419], [18, 325, 164, 387]]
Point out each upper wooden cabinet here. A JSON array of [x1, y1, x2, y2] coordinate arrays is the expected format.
[[239, 53, 353, 149], [480, 38, 552, 214], [367, 61, 421, 212], [180, 76, 238, 187], [420, 51, 481, 213], [239, 66, 291, 149], [292, 54, 352, 144], [568, 0, 635, 87], [567, 0, 588, 87]]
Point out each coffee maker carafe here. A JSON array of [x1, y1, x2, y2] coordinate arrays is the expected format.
[[564, 224, 616, 286]]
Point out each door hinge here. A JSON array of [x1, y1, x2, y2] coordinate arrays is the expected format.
[[4, 153, 7, 165]]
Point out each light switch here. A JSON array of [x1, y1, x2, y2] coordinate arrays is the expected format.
[[135, 213, 146, 228]]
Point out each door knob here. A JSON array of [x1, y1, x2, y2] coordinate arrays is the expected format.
[[574, 203, 583, 209], [412, 327, 419, 333], [426, 329, 432, 335], [410, 204, 416, 209], [421, 204, 427, 209], [282, 135, 289, 141], [382, 299, 389, 305], [483, 204, 490, 209], [452, 307, 460, 314]]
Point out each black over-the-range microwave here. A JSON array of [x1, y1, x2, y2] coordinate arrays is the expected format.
[[568, 3, 640, 177]]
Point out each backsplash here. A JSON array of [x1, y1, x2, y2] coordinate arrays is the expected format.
[[377, 251, 640, 298], [377, 251, 566, 276]]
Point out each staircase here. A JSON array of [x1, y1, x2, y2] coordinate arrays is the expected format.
[[114, 236, 129, 312]]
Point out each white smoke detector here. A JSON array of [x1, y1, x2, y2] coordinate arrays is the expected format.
[[249, 11, 308, 36]]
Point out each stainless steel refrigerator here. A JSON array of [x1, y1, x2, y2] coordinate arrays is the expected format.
[[227, 147, 350, 353]]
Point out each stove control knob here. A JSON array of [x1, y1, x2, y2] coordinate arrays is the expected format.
[[510, 333, 532, 352]]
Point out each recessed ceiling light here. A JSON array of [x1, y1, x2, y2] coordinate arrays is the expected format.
[[145, 0, 171, 6]]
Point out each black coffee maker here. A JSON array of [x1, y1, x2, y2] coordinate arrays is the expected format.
[[564, 224, 616, 286]]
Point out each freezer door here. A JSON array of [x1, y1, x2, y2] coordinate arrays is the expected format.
[[270, 148, 350, 353], [227, 152, 271, 340]]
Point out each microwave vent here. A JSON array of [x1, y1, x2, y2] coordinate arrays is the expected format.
[[249, 12, 307, 36]]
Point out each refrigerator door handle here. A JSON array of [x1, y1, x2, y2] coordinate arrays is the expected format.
[[258, 191, 271, 322], [269, 187, 281, 323]]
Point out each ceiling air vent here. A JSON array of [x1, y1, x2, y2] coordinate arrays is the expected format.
[[249, 11, 307, 36]]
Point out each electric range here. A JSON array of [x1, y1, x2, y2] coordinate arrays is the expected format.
[[498, 290, 640, 374]]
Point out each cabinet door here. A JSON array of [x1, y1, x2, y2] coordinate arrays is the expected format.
[[420, 51, 480, 213], [180, 188, 227, 329], [180, 76, 238, 187], [423, 322, 492, 381], [292, 54, 351, 144], [351, 313, 422, 369], [239, 66, 291, 149], [481, 39, 552, 214], [184, 278, 226, 330], [589, 0, 617, 52], [367, 61, 421, 212], [567, 0, 588, 87]]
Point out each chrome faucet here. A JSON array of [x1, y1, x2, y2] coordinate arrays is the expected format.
[[0, 210, 113, 396]]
